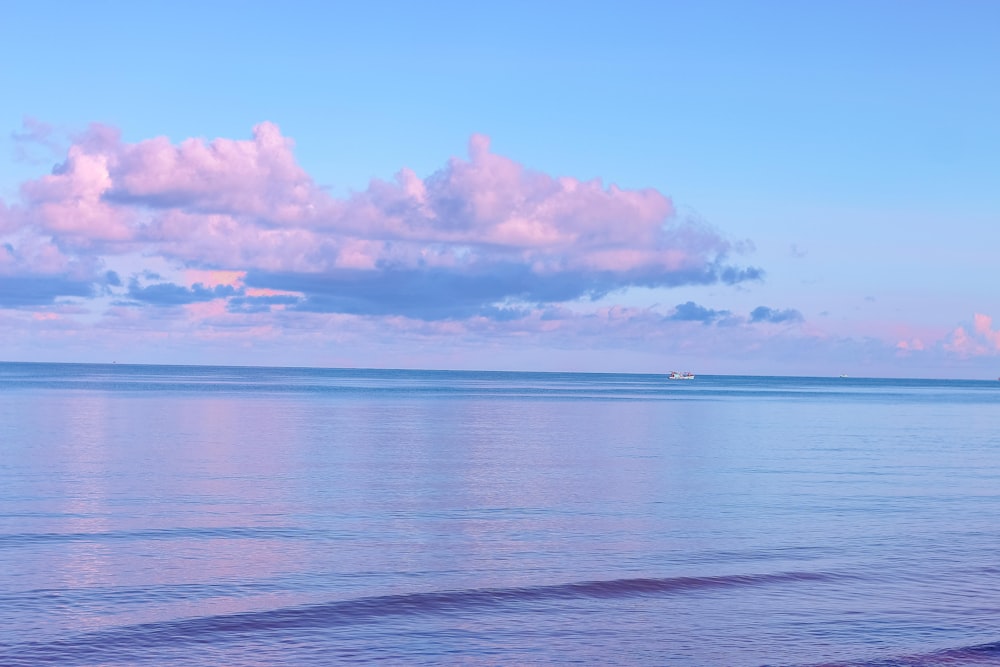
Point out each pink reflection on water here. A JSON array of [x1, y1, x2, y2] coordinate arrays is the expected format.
[[15, 391, 331, 634]]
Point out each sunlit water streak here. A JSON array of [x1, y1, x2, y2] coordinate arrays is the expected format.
[[1, 362, 999, 665]]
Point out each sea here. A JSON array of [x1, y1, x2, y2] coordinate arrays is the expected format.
[[2, 362, 1000, 666]]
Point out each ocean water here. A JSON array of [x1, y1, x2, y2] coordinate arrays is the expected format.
[[2, 363, 1000, 666]]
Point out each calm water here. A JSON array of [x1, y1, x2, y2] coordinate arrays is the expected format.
[[2, 363, 1000, 666]]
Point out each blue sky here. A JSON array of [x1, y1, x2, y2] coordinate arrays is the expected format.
[[1, 0, 998, 377]]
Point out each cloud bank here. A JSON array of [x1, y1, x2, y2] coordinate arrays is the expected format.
[[1, 122, 764, 322], [6, 120, 991, 378]]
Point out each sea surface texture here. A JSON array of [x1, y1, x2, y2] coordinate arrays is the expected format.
[[2, 363, 1000, 666]]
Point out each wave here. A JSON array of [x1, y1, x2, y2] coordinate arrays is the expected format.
[[0, 571, 833, 665], [907, 640, 1000, 666], [801, 639, 1000, 667]]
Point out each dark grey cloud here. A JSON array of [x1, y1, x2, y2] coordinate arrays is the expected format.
[[242, 260, 763, 322]]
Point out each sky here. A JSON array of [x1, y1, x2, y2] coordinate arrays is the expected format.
[[1, 0, 998, 378]]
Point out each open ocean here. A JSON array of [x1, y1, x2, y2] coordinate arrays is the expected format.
[[2, 362, 1000, 666]]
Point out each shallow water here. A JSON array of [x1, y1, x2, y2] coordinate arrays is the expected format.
[[2, 363, 1000, 665]]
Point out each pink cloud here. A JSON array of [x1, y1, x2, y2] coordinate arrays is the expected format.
[[896, 338, 925, 352], [4, 122, 761, 321], [144, 209, 321, 270], [17, 145, 134, 244], [973, 313, 998, 341], [943, 313, 1000, 356], [345, 134, 687, 269], [0, 236, 82, 275], [182, 269, 244, 288], [109, 122, 326, 225]]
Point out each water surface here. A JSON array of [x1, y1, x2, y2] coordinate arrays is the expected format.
[[2, 363, 999, 665]]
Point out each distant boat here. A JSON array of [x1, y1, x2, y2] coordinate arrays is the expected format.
[[668, 371, 695, 380]]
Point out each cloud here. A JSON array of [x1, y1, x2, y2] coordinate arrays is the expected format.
[[0, 237, 110, 307], [944, 313, 1000, 356], [896, 338, 925, 352], [227, 293, 302, 314], [3, 123, 763, 320], [11, 117, 64, 164], [0, 274, 96, 307], [16, 142, 135, 244], [750, 306, 804, 324], [720, 266, 765, 284], [253, 267, 546, 320], [668, 301, 732, 324], [126, 279, 238, 306], [662, 301, 803, 327], [13, 123, 995, 377], [107, 121, 322, 223]]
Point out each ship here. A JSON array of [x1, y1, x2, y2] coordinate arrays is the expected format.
[[668, 371, 695, 380]]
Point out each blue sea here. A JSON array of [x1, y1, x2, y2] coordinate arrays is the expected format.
[[2, 363, 1000, 666]]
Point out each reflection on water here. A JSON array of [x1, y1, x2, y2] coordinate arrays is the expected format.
[[2, 365, 1000, 665]]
